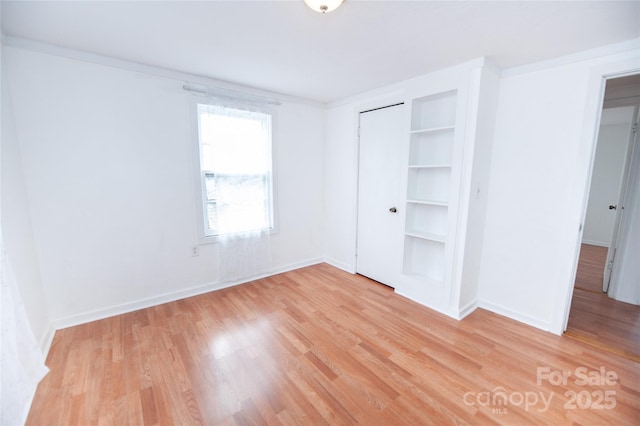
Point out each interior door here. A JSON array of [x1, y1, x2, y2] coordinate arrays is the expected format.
[[603, 106, 639, 291], [356, 103, 404, 287]]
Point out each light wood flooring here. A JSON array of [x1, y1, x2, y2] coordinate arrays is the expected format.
[[566, 243, 640, 360], [573, 243, 608, 294], [28, 264, 640, 425]]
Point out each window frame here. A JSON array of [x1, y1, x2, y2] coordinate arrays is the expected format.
[[191, 97, 278, 244]]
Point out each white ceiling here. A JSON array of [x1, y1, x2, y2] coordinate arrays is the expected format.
[[2, 1, 639, 103]]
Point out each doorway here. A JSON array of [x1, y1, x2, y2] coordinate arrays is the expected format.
[[582, 104, 636, 293], [356, 103, 404, 288], [565, 74, 640, 359]]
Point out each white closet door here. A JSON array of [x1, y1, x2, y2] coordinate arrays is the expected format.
[[357, 104, 404, 287]]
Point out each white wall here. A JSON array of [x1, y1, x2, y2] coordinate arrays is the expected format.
[[323, 43, 638, 335], [4, 46, 325, 327], [456, 65, 500, 313], [4, 36, 639, 340], [323, 103, 360, 272], [1, 52, 53, 351], [583, 106, 634, 246], [478, 46, 640, 333]]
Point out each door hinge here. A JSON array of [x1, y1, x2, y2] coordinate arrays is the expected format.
[[633, 122, 638, 134]]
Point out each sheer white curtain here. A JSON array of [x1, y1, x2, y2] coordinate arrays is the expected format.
[[1, 240, 49, 425], [218, 229, 272, 283], [199, 103, 274, 282], [215, 170, 273, 283]]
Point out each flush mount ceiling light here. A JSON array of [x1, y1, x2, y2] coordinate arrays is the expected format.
[[304, 0, 344, 14]]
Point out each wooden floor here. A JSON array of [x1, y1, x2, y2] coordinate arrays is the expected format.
[[566, 243, 640, 360], [573, 243, 608, 293], [29, 264, 640, 425]]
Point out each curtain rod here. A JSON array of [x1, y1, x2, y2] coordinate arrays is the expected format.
[[182, 84, 282, 106]]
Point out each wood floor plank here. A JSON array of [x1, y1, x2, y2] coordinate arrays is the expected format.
[[567, 243, 640, 359], [28, 263, 640, 425], [574, 243, 608, 293]]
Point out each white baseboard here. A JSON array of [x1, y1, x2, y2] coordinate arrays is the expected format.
[[38, 324, 56, 357], [581, 240, 609, 248], [394, 286, 478, 321], [51, 281, 231, 329], [47, 259, 553, 338], [51, 257, 325, 330], [323, 257, 356, 274], [478, 299, 551, 332], [22, 387, 40, 426], [269, 257, 325, 276], [393, 288, 453, 319], [457, 300, 479, 320], [27, 325, 57, 425]]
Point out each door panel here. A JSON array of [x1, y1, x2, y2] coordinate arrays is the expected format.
[[357, 104, 404, 287], [598, 106, 637, 291]]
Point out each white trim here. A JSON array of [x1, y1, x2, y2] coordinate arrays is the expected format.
[[394, 288, 453, 319], [1, 35, 321, 107], [51, 257, 324, 329], [394, 286, 480, 321], [24, 325, 56, 426], [328, 59, 485, 109], [478, 299, 552, 333], [323, 257, 356, 274], [501, 38, 640, 78], [43, 260, 547, 340], [457, 300, 478, 320], [267, 258, 324, 277], [581, 239, 610, 248], [183, 83, 281, 107], [22, 388, 40, 426], [52, 280, 237, 329], [448, 67, 480, 310], [38, 324, 56, 357]]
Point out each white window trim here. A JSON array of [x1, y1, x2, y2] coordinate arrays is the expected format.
[[190, 96, 279, 244]]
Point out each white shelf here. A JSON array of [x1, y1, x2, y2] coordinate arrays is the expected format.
[[410, 126, 455, 134], [405, 203, 448, 238], [406, 199, 448, 207], [402, 236, 445, 281], [411, 91, 457, 130], [405, 231, 446, 243], [403, 90, 456, 290], [408, 164, 451, 169], [406, 167, 451, 203], [409, 130, 454, 165], [402, 273, 444, 287]]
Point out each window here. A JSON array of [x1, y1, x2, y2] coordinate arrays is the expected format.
[[196, 103, 274, 238]]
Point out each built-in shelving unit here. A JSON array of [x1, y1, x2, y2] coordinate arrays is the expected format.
[[402, 91, 456, 284], [388, 61, 498, 319]]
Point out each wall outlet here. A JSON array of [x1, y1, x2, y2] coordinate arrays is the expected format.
[[192, 245, 199, 257]]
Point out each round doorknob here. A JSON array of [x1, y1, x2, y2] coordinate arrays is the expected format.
[[389, 207, 397, 213]]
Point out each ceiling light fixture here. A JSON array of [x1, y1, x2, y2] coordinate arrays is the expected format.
[[304, 0, 344, 14]]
